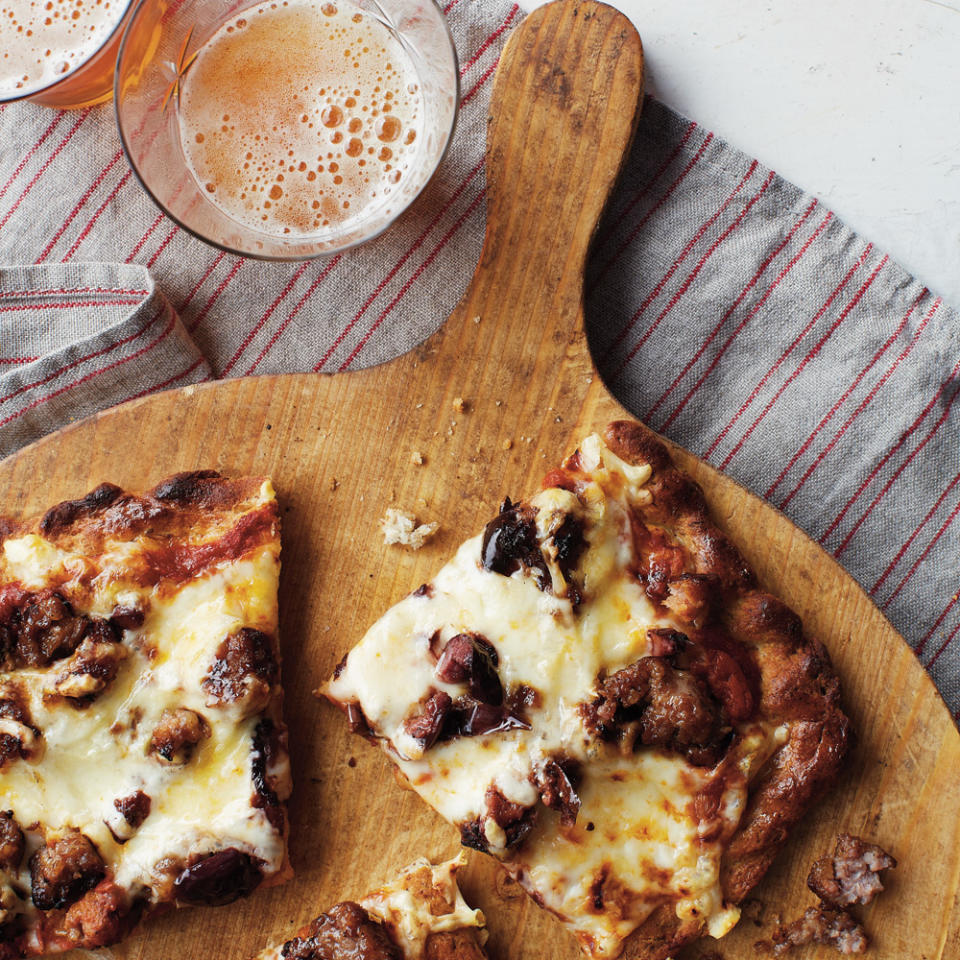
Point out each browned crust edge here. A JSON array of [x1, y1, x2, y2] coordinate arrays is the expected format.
[[602, 420, 851, 960], [0, 471, 274, 553]]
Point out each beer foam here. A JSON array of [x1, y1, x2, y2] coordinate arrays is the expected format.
[[178, 0, 426, 240], [0, 0, 127, 99]]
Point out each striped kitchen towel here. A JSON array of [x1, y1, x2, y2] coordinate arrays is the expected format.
[[0, 0, 958, 713]]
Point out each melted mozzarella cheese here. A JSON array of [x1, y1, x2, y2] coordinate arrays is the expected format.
[[253, 856, 483, 960], [0, 480, 285, 927], [328, 436, 778, 958], [361, 855, 485, 960]]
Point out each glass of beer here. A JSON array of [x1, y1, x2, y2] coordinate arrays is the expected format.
[[0, 0, 135, 108], [114, 0, 459, 260]]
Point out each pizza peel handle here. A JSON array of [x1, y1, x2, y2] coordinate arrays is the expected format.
[[437, 0, 644, 372]]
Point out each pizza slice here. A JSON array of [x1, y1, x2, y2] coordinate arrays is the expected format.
[[251, 856, 487, 960], [326, 420, 850, 960], [0, 472, 290, 957]]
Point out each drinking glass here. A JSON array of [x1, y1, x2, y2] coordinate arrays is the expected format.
[[0, 0, 135, 109], [114, 0, 459, 260]]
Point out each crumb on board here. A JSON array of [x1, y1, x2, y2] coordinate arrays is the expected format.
[[473, 314, 481, 324], [452, 396, 467, 413], [380, 508, 439, 550], [410, 451, 424, 466], [329, 477, 340, 492], [502, 438, 513, 450]]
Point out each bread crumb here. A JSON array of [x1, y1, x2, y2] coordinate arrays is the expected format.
[[380, 508, 439, 550], [452, 396, 467, 413], [502, 438, 513, 450], [410, 451, 424, 466], [473, 315, 481, 324], [329, 477, 340, 491], [495, 400, 502, 407], [415, 402, 424, 409]]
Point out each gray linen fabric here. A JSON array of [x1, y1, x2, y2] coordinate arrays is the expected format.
[[0, 0, 957, 713]]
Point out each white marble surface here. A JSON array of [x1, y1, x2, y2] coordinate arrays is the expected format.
[[521, 0, 960, 309]]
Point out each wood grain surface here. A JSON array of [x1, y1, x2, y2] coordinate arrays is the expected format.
[[2, 2, 958, 959]]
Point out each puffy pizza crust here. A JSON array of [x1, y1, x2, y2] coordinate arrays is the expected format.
[[597, 421, 850, 959]]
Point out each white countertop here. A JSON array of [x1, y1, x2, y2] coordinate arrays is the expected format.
[[521, 0, 960, 309]]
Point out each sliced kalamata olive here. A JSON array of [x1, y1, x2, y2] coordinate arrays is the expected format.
[[481, 499, 549, 590], [173, 848, 262, 906], [457, 703, 530, 737], [402, 691, 452, 750], [436, 633, 503, 705], [345, 702, 372, 738]]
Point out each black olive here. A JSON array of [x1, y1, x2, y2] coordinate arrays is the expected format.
[[173, 848, 262, 906]]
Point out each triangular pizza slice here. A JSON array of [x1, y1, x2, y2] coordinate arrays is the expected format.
[[326, 421, 849, 959]]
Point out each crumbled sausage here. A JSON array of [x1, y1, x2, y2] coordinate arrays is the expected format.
[[435, 634, 502, 705], [173, 848, 262, 906], [202, 628, 278, 713], [53, 623, 125, 703], [770, 905, 868, 955], [149, 708, 208, 764], [30, 832, 105, 911], [0, 812, 24, 872], [481, 498, 549, 590], [59, 880, 126, 948], [807, 834, 897, 908], [114, 791, 151, 830], [402, 691, 453, 751], [534, 757, 581, 827], [7, 594, 88, 669], [281, 901, 401, 960], [583, 657, 728, 767], [424, 930, 487, 960]]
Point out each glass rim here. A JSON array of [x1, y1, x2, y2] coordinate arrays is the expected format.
[[113, 0, 462, 263], [0, 0, 137, 105]]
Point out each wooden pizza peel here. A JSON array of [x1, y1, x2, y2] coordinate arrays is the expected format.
[[1, 2, 958, 957]]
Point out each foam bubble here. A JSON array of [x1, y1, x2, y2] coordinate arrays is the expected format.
[[178, 0, 424, 239], [0, 0, 127, 98]]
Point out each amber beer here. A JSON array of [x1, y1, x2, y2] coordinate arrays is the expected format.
[[0, 0, 133, 107], [177, 0, 425, 239]]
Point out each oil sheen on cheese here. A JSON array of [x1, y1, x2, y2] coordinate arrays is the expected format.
[[329, 437, 781, 958], [0, 0, 126, 98], [178, 0, 424, 238]]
